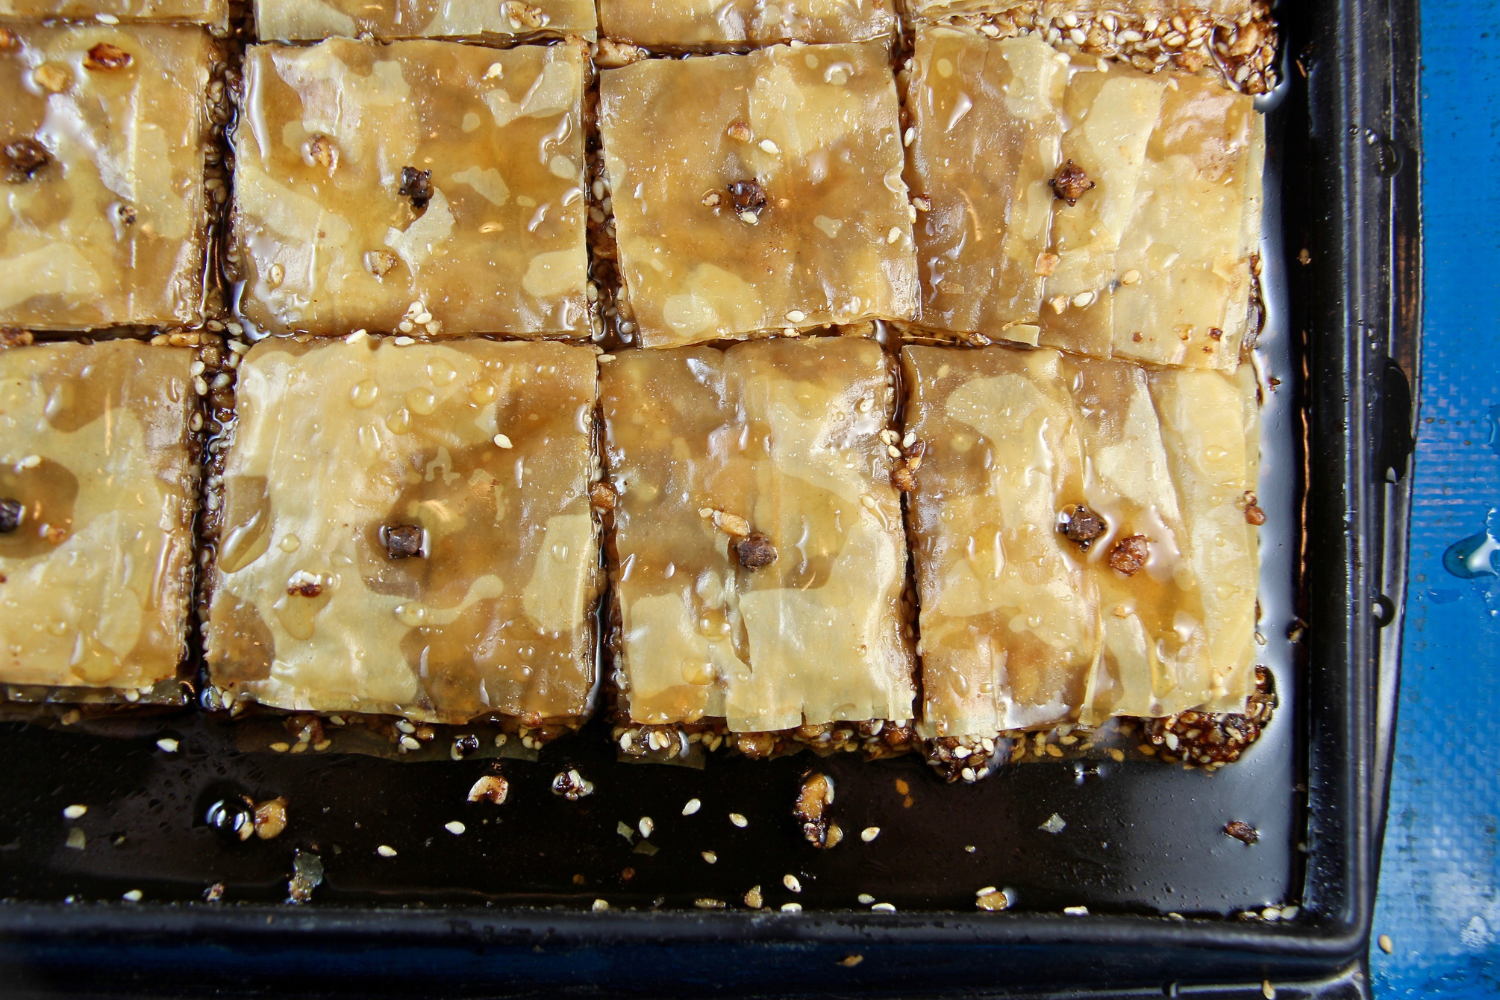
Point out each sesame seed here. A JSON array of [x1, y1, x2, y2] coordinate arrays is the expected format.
[[858, 894, 875, 905], [1064, 905, 1089, 916], [122, 889, 142, 902], [156, 738, 179, 753], [702, 851, 717, 864], [860, 827, 880, 842], [759, 139, 780, 155], [399, 736, 421, 751], [62, 805, 87, 820], [270, 742, 290, 753], [592, 898, 610, 911], [784, 874, 802, 892], [445, 821, 465, 835], [494, 434, 513, 449], [781, 902, 802, 913], [976, 886, 997, 896], [95, 12, 119, 22], [785, 309, 807, 323], [1262, 981, 1275, 1000], [887, 227, 903, 244], [1071, 291, 1096, 308], [682, 798, 701, 816], [377, 845, 398, 857], [394, 335, 415, 345], [903, 127, 915, 147], [729, 812, 748, 827], [638, 817, 654, 839], [871, 903, 896, 913], [1121, 269, 1142, 285], [1378, 933, 1392, 953]]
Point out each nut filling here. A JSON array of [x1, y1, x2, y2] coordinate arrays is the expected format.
[[0, 498, 22, 534], [734, 531, 777, 569], [1107, 534, 1149, 576], [84, 43, 133, 70]]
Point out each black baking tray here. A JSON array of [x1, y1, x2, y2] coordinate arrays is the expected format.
[[0, 0, 1421, 994]]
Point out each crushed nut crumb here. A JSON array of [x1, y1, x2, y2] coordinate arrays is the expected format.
[[84, 43, 132, 71], [1049, 160, 1095, 205], [1108, 534, 1150, 575]]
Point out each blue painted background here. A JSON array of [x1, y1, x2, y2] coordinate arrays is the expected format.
[[1369, 0, 1500, 994]]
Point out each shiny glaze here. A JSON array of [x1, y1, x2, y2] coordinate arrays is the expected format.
[[598, 0, 898, 49], [254, 0, 597, 43]]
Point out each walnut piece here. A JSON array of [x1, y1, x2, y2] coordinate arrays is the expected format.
[[1060, 504, 1106, 550], [590, 482, 618, 510], [1107, 534, 1149, 575], [734, 531, 777, 569], [253, 797, 288, 840], [84, 43, 133, 71], [364, 250, 399, 278], [794, 772, 841, 849], [398, 166, 433, 211], [305, 134, 337, 171], [4, 138, 51, 183], [383, 524, 424, 559], [1049, 160, 1095, 206], [468, 774, 509, 804], [1224, 820, 1259, 844]]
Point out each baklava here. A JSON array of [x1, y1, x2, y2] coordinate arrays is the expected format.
[[597, 42, 918, 348], [254, 0, 596, 44], [600, 338, 917, 759], [231, 39, 590, 339], [203, 337, 602, 732], [902, 344, 1260, 772], [596, 0, 898, 51], [0, 0, 228, 29], [0, 24, 219, 331], [902, 30, 1264, 370], [0, 340, 199, 704]]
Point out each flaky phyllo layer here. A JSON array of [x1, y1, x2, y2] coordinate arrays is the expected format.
[[204, 338, 601, 725], [597, 0, 898, 50], [903, 344, 1259, 740], [903, 31, 1264, 371], [0, 342, 198, 694], [602, 338, 916, 733]]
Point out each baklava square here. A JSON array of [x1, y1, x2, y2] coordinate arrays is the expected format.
[[0, 24, 218, 331], [0, 341, 198, 701], [601, 338, 915, 735], [597, 0, 897, 51], [204, 337, 601, 726], [254, 0, 596, 44], [0, 1, 228, 29], [901, 345, 1259, 740], [903, 30, 1064, 341], [232, 39, 590, 339], [598, 43, 917, 348]]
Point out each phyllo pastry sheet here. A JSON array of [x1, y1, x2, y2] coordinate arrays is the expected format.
[[601, 338, 916, 747], [0, 0, 228, 28], [253, 0, 596, 43], [598, 42, 918, 349], [901, 344, 1260, 745], [0, 24, 219, 331], [231, 39, 590, 339], [597, 0, 897, 51], [0, 341, 198, 702], [903, 32, 1264, 372], [204, 337, 602, 727]]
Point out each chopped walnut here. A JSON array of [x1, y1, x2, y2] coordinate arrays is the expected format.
[[794, 772, 840, 849], [551, 769, 594, 800], [1049, 160, 1095, 206], [590, 482, 617, 510], [305, 134, 337, 171], [702, 190, 723, 208], [593, 38, 644, 68], [115, 202, 137, 226], [1146, 667, 1277, 765], [364, 250, 399, 278], [32, 63, 71, 94], [253, 798, 288, 840], [84, 43, 132, 71], [735, 731, 776, 759], [728, 179, 767, 221], [1035, 252, 1061, 277], [1060, 504, 1106, 550], [0, 329, 33, 348], [976, 889, 1012, 911], [399, 166, 433, 211], [726, 121, 753, 143], [1244, 491, 1266, 525], [285, 579, 324, 598], [468, 774, 510, 805], [383, 524, 424, 559], [705, 508, 750, 538], [0, 498, 22, 534], [1108, 534, 1149, 575], [4, 138, 51, 183], [735, 531, 777, 570], [501, 0, 550, 29], [891, 463, 916, 493], [1225, 820, 1259, 845]]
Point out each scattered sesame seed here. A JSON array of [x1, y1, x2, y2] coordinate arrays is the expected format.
[[1377, 933, 1393, 954], [1121, 269, 1142, 285], [871, 903, 896, 913], [729, 812, 748, 827], [494, 433, 513, 449], [785, 309, 806, 324], [976, 886, 997, 896], [638, 817, 654, 839], [62, 805, 87, 820], [444, 821, 465, 835], [1262, 981, 1275, 1000], [95, 12, 119, 22], [694, 898, 725, 909], [399, 735, 421, 751], [784, 874, 802, 893], [781, 902, 802, 913], [122, 890, 142, 902], [858, 893, 876, 905], [965, 845, 976, 853], [377, 845, 398, 857], [270, 742, 290, 753], [156, 738, 179, 753], [682, 798, 701, 816], [393, 336, 416, 346], [702, 851, 717, 864], [1064, 905, 1089, 916], [592, 898, 609, 912], [759, 139, 780, 155], [860, 827, 880, 842]]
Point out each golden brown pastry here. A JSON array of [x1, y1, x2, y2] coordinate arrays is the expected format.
[[597, 0, 897, 50], [0, 0, 227, 28], [254, 0, 595, 43], [0, 341, 198, 700], [205, 337, 601, 726], [232, 39, 590, 339]]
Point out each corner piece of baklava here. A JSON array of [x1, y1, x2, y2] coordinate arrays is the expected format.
[[0, 1, 229, 31], [597, 0, 898, 52], [901, 344, 1261, 779], [203, 337, 602, 728], [597, 42, 918, 348], [0, 24, 219, 330], [231, 39, 590, 339], [600, 337, 917, 759], [253, 0, 597, 43], [0, 340, 199, 704]]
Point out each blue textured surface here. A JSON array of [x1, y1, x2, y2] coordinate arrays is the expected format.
[[1370, 0, 1500, 994]]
